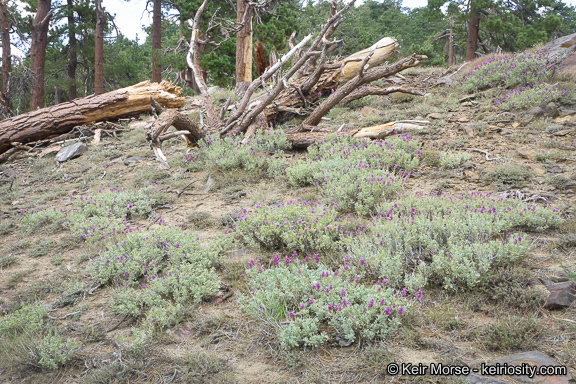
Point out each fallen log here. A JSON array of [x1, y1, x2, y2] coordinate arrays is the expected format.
[[0, 81, 184, 155]]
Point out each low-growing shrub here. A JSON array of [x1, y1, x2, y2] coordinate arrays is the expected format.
[[67, 185, 157, 241], [477, 266, 544, 311], [239, 260, 414, 349], [37, 332, 78, 369], [346, 192, 561, 291], [476, 316, 541, 351], [485, 165, 533, 190], [20, 207, 64, 232], [439, 151, 472, 169], [494, 82, 568, 109], [462, 51, 553, 92], [0, 255, 18, 268], [113, 328, 149, 358], [88, 227, 233, 330], [186, 130, 290, 177], [286, 134, 419, 214], [235, 200, 362, 255]]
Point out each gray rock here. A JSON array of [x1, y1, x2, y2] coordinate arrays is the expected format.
[[546, 290, 576, 309], [548, 166, 564, 173], [428, 113, 443, 120], [541, 32, 576, 65], [542, 102, 560, 118], [547, 281, 575, 292], [493, 351, 574, 384], [124, 156, 146, 165], [55, 142, 87, 162], [437, 76, 456, 87], [545, 281, 576, 309]]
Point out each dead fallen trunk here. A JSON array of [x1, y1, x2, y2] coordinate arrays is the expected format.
[[0, 81, 184, 155]]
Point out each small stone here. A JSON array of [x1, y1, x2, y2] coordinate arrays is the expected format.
[[124, 156, 145, 165], [463, 125, 476, 137], [543, 102, 560, 118], [458, 116, 470, 123], [545, 290, 575, 309], [547, 281, 575, 292], [437, 76, 456, 87], [516, 146, 536, 161], [428, 113, 443, 120], [532, 166, 546, 175], [500, 129, 514, 135], [465, 170, 479, 180], [55, 142, 87, 162], [492, 351, 573, 383], [548, 166, 564, 173]]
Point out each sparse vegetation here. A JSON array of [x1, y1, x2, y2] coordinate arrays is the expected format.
[[485, 164, 533, 190], [1, 50, 575, 383]]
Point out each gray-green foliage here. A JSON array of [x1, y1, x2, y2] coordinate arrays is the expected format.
[[89, 227, 233, 329], [286, 134, 420, 215], [346, 193, 562, 291], [239, 261, 412, 349], [236, 200, 356, 255], [67, 186, 157, 241], [186, 130, 290, 177]]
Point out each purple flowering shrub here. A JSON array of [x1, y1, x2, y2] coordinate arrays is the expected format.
[[67, 186, 157, 241], [286, 134, 420, 214], [462, 51, 553, 92], [494, 82, 568, 109], [347, 192, 562, 291], [20, 206, 64, 231], [186, 131, 289, 177], [0, 304, 77, 370], [239, 261, 414, 348], [236, 200, 362, 255], [88, 227, 233, 329]]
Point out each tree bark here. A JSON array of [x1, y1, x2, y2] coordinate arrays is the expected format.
[[254, 40, 268, 76], [152, 0, 162, 83], [466, 0, 480, 61], [67, 0, 77, 100], [235, 0, 252, 96], [0, 80, 185, 155], [448, 28, 454, 67], [30, 0, 52, 110], [0, 0, 12, 117], [95, 0, 106, 95]]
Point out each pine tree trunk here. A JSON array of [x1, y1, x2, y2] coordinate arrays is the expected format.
[[466, 0, 480, 61], [152, 0, 162, 83], [30, 0, 52, 110], [0, 0, 12, 117], [94, 0, 105, 95], [67, 0, 77, 100], [448, 28, 455, 67], [235, 0, 252, 96]]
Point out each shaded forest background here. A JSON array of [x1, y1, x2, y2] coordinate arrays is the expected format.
[[0, 0, 575, 116]]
